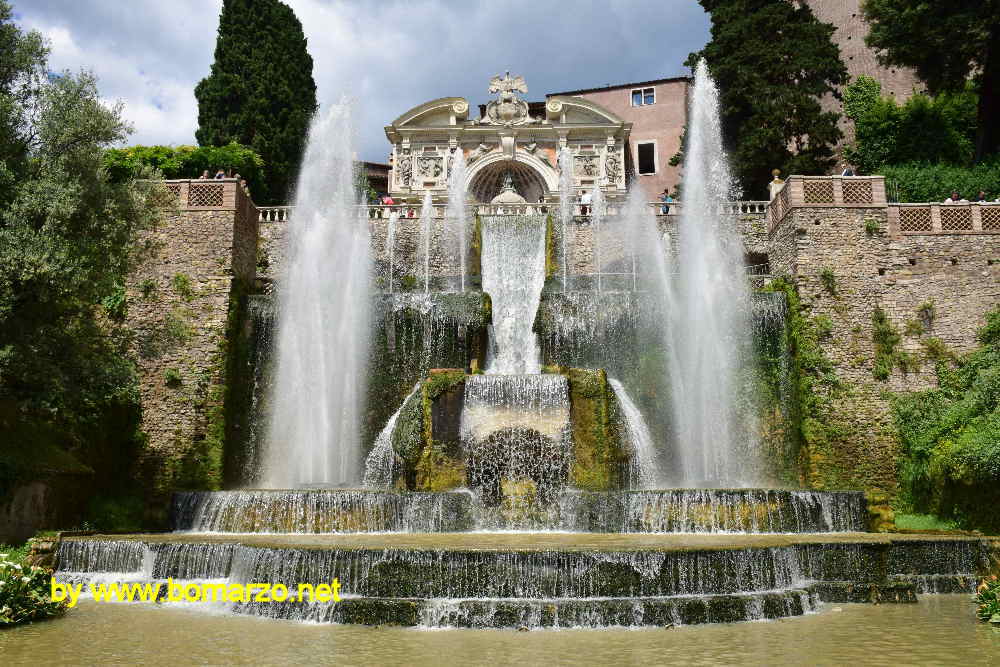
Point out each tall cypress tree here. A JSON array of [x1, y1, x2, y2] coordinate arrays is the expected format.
[[195, 0, 317, 204], [687, 0, 848, 196]]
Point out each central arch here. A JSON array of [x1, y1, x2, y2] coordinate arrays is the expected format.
[[466, 153, 557, 203]]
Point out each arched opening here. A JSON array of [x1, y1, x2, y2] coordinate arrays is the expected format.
[[469, 160, 548, 203]]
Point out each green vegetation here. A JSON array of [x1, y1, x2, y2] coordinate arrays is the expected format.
[[863, 218, 881, 237], [904, 320, 923, 337], [975, 577, 1000, 624], [872, 307, 902, 381], [103, 142, 265, 196], [163, 368, 183, 387], [892, 307, 1000, 532], [863, 0, 999, 162], [818, 268, 837, 297], [843, 76, 978, 175], [139, 279, 157, 299], [0, 3, 160, 506], [882, 158, 1000, 203], [688, 0, 847, 196], [195, 0, 317, 204], [892, 513, 959, 531], [0, 553, 66, 626], [566, 368, 627, 491], [171, 273, 195, 301]]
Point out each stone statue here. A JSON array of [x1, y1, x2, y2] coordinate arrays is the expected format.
[[468, 142, 493, 163], [604, 149, 621, 184], [396, 149, 411, 187]]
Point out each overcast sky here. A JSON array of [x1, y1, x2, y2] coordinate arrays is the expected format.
[[15, 0, 711, 162]]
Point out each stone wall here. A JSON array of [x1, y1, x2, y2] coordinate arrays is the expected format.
[[768, 178, 1000, 492], [125, 180, 257, 513]]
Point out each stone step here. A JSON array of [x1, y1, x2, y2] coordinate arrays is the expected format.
[[57, 533, 991, 601]]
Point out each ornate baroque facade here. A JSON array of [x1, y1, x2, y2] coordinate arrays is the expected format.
[[384, 73, 632, 204]]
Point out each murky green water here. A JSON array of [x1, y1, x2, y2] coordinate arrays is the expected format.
[[2, 595, 998, 665]]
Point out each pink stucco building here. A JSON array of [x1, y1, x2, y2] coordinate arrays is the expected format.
[[548, 76, 690, 198]]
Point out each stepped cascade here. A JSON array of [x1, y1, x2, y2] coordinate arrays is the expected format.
[[55, 68, 997, 630]]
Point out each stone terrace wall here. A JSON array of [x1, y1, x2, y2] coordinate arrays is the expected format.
[[126, 180, 257, 511], [768, 176, 1000, 493]]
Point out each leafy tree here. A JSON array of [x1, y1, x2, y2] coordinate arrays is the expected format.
[[688, 0, 848, 196], [0, 2, 166, 496], [843, 75, 978, 174], [863, 0, 1000, 162], [195, 0, 317, 204]]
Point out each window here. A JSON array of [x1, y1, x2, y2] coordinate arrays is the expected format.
[[637, 142, 656, 175], [631, 87, 655, 106]]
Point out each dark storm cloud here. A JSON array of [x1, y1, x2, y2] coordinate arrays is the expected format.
[[15, 0, 709, 163]]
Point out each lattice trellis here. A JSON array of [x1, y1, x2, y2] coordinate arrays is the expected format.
[[165, 183, 181, 201], [188, 183, 225, 207], [981, 206, 1000, 231], [803, 180, 834, 204], [940, 206, 972, 231], [842, 180, 873, 204], [898, 207, 932, 232]]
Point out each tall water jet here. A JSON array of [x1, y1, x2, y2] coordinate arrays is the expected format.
[[446, 149, 469, 292], [557, 147, 574, 291], [419, 191, 434, 293], [481, 215, 546, 374], [667, 60, 757, 485], [590, 186, 605, 293], [386, 210, 399, 293], [264, 103, 371, 488]]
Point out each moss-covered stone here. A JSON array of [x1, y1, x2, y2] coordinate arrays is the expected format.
[[565, 368, 629, 491]]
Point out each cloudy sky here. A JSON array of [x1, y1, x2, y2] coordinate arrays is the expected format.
[[15, 0, 710, 162]]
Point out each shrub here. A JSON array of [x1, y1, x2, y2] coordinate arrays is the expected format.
[[171, 273, 195, 301], [103, 142, 265, 199], [814, 314, 834, 341], [864, 218, 881, 236], [819, 268, 837, 296], [975, 577, 1000, 624], [904, 320, 923, 337], [164, 368, 182, 387], [0, 554, 67, 626], [882, 157, 1000, 203], [872, 307, 900, 380], [139, 279, 157, 299]]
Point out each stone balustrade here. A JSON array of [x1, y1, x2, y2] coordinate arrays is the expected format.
[[888, 202, 1000, 235], [254, 200, 770, 222], [768, 176, 887, 232]]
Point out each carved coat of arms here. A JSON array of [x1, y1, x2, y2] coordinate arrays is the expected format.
[[484, 72, 535, 126]]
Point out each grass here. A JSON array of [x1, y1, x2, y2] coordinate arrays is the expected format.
[[894, 513, 960, 531], [0, 542, 30, 564]]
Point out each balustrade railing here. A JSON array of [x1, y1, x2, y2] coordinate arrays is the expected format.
[[889, 202, 1000, 235], [255, 200, 771, 222]]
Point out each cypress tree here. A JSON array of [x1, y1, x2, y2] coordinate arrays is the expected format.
[[687, 0, 848, 196], [195, 0, 317, 204]]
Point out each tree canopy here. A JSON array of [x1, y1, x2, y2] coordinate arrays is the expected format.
[[0, 2, 166, 494], [195, 0, 317, 204], [687, 0, 848, 196], [863, 0, 1000, 162], [843, 75, 978, 174]]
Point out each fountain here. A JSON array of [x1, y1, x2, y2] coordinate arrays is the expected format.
[[55, 68, 995, 631], [664, 59, 760, 486], [262, 103, 371, 488]]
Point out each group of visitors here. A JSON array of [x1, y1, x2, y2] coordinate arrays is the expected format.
[[944, 190, 997, 204], [198, 168, 250, 195]]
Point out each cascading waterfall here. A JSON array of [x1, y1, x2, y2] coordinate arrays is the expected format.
[[363, 384, 420, 488], [446, 149, 469, 292], [609, 379, 659, 488], [480, 215, 546, 374], [557, 147, 574, 291], [665, 60, 758, 486], [419, 191, 434, 293], [264, 103, 371, 488]]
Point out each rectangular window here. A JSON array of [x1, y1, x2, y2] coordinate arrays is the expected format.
[[631, 87, 655, 106], [637, 142, 656, 175]]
